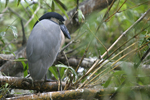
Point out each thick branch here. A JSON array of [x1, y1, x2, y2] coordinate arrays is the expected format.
[[1, 51, 150, 77], [6, 85, 150, 99], [6, 88, 109, 100], [0, 46, 26, 76], [0, 76, 65, 92], [66, 0, 115, 33]]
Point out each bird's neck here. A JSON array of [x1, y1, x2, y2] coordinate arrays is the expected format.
[[60, 30, 65, 49]]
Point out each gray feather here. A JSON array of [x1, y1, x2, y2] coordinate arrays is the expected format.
[[26, 19, 61, 80]]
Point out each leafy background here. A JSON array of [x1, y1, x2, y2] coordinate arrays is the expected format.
[[0, 0, 150, 99]]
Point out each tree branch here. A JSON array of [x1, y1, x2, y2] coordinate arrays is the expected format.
[[6, 85, 150, 99], [0, 76, 65, 92], [66, 0, 115, 33]]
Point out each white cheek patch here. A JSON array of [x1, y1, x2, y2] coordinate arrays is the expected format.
[[60, 30, 65, 49], [50, 18, 59, 24]]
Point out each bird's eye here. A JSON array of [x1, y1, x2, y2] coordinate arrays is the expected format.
[[59, 21, 64, 25]]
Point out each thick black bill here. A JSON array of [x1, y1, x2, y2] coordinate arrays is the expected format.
[[60, 24, 71, 39]]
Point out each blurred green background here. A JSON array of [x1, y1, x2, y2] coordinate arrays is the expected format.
[[0, 0, 150, 99]]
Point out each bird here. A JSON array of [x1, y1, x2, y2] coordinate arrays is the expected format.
[[26, 12, 71, 81]]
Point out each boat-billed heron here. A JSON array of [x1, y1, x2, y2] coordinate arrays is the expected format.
[[26, 12, 71, 80]]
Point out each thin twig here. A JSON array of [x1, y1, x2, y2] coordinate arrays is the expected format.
[[107, 25, 150, 62], [76, 0, 79, 10], [111, 41, 150, 67], [102, 0, 116, 21], [118, 1, 150, 13], [104, 0, 127, 22], [62, 51, 70, 67], [102, 8, 150, 58], [74, 8, 150, 86], [26, 1, 38, 9], [0, 7, 8, 18], [80, 40, 150, 88], [57, 68, 62, 91], [8, 7, 26, 22], [81, 42, 137, 88], [60, 31, 86, 52], [134, 47, 150, 68], [20, 19, 26, 45], [75, 46, 88, 72], [21, 3, 31, 18], [24, 3, 40, 27]]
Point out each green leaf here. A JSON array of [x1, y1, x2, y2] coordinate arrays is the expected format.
[[78, 9, 85, 22], [55, 64, 68, 79], [125, 10, 134, 23], [0, 32, 6, 45], [5, 83, 8, 88], [49, 67, 58, 80], [52, 1, 55, 12], [113, 71, 125, 76], [9, 25, 18, 38], [0, 32, 6, 37], [60, 67, 65, 78], [68, 66, 78, 79], [12, 53, 16, 57], [54, 0, 69, 19], [55, 64, 69, 68], [0, 39, 5, 45], [17, 0, 21, 6], [5, 0, 9, 7], [13, 58, 27, 62], [49, 0, 53, 6], [21, 61, 28, 77], [55, 64, 78, 80], [103, 76, 112, 88], [54, 0, 67, 11]]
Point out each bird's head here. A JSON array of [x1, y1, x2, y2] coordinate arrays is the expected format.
[[34, 12, 71, 39]]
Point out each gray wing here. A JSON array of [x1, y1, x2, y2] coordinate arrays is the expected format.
[[26, 19, 61, 80]]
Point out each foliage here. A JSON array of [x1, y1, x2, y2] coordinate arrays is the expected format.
[[0, 0, 150, 99]]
